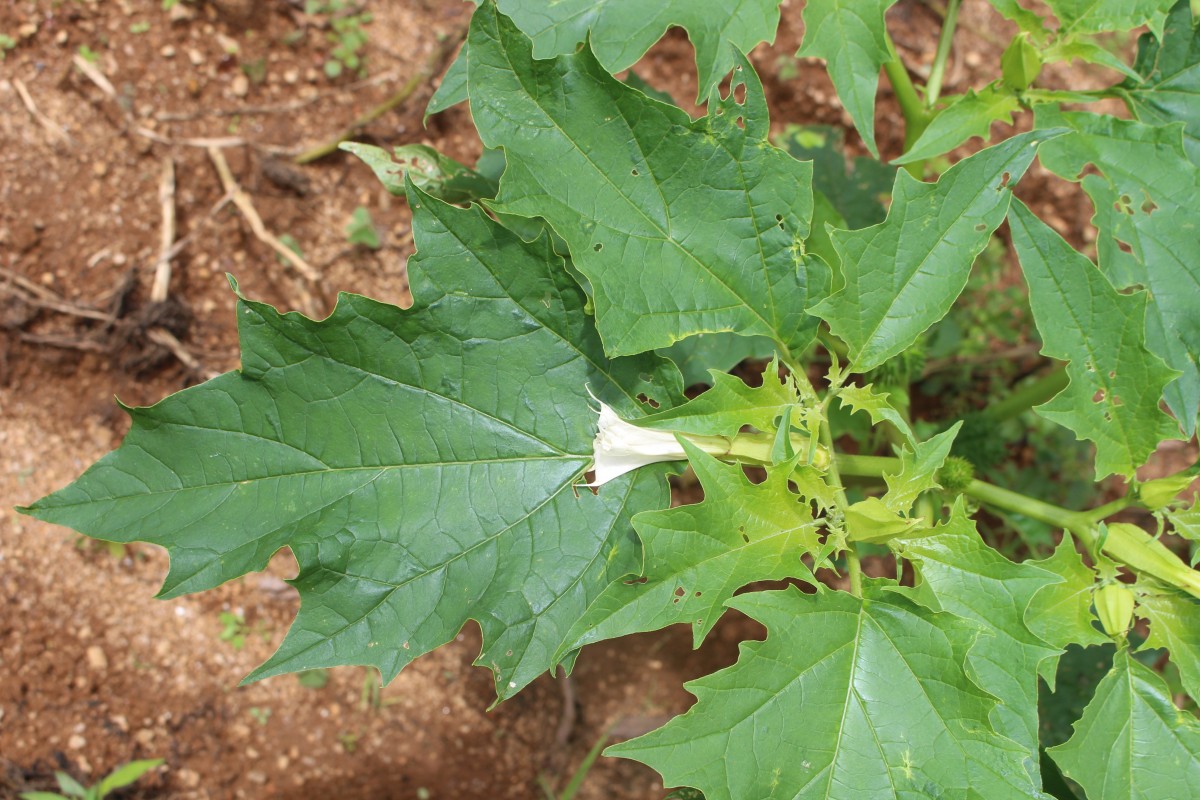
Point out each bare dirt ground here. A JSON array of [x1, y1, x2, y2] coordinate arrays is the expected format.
[[1, 1, 1185, 798]]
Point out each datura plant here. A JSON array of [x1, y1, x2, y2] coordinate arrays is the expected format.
[[21, 1, 1200, 797]]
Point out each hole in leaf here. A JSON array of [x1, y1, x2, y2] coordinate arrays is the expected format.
[[717, 74, 734, 101], [631, 168, 640, 176], [733, 83, 747, 105], [1109, 370, 1116, 379], [1141, 193, 1158, 214], [674, 586, 686, 597], [974, 223, 987, 232], [735, 116, 745, 129], [694, 591, 702, 597], [999, 171, 1012, 188], [1093, 389, 1106, 403], [593, 243, 604, 252], [637, 392, 660, 409], [1117, 239, 1133, 254]]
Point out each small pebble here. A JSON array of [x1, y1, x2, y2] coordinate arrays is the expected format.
[[86, 645, 108, 671], [231, 74, 249, 97], [187, 48, 204, 66], [68, 734, 86, 750], [160, 45, 176, 59]]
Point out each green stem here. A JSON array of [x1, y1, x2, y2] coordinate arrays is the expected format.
[[1082, 496, 1135, 525], [819, 408, 861, 596], [882, 35, 932, 176], [847, 550, 864, 597], [962, 479, 1096, 547], [985, 365, 1069, 422], [837, 453, 1096, 542], [926, 0, 962, 108]]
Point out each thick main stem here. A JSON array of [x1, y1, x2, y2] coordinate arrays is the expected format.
[[882, 35, 931, 176]]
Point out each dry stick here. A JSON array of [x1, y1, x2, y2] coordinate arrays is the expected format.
[[17, 332, 108, 352], [206, 147, 326, 315], [12, 78, 71, 144], [147, 328, 219, 380], [0, 267, 114, 322], [151, 158, 177, 303], [294, 29, 466, 165]]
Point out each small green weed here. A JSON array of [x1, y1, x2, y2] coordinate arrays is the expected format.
[[20, 758, 162, 800], [346, 206, 381, 249], [305, 1, 372, 79], [217, 611, 271, 650]]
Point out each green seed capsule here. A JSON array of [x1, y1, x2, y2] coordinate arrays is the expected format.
[[1094, 583, 1136, 637]]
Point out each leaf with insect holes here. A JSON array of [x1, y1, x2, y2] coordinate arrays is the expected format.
[[1048, 650, 1200, 799], [1139, 590, 1200, 702], [1008, 199, 1182, 479], [428, 0, 785, 112], [609, 583, 1049, 799], [809, 131, 1055, 373], [468, 5, 828, 358], [895, 506, 1063, 753], [895, 85, 1022, 164], [1044, 0, 1176, 36], [882, 423, 960, 514], [1034, 106, 1200, 437], [339, 142, 498, 205], [559, 442, 820, 656], [634, 359, 799, 438], [1123, 2, 1200, 165], [1025, 539, 1109, 659], [797, 0, 898, 159], [22, 184, 682, 700]]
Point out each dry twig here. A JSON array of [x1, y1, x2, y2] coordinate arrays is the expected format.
[[151, 158, 177, 303], [12, 79, 71, 145], [0, 267, 114, 323], [207, 146, 326, 314]]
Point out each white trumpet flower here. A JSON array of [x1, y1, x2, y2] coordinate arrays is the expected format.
[[586, 402, 689, 487]]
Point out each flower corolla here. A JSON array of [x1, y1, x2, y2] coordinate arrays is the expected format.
[[586, 402, 688, 487]]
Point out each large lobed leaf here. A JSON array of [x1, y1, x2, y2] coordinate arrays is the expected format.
[[428, 0, 785, 112], [1035, 106, 1200, 436], [895, 508, 1062, 755], [1008, 199, 1182, 479], [611, 584, 1048, 799], [809, 131, 1053, 373], [468, 4, 829, 359], [22, 186, 681, 699], [1049, 649, 1200, 799]]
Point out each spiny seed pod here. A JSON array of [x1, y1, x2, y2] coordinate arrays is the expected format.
[[936, 456, 975, 495], [1094, 583, 1136, 637]]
